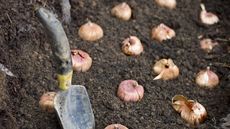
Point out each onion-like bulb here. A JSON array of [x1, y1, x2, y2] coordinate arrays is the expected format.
[[151, 23, 176, 42], [155, 0, 176, 9], [153, 58, 179, 80], [121, 36, 143, 56], [172, 95, 207, 126], [117, 80, 144, 102], [200, 4, 219, 25], [71, 49, 92, 72], [195, 67, 219, 88], [200, 38, 218, 53], [39, 92, 56, 113], [78, 21, 103, 41], [111, 2, 132, 21], [104, 124, 128, 129]]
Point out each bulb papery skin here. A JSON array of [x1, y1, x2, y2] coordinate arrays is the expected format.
[[151, 23, 176, 42], [182, 100, 207, 125], [155, 0, 176, 9], [192, 102, 207, 117], [153, 58, 179, 80], [172, 95, 207, 126], [111, 2, 132, 21], [104, 124, 128, 129], [117, 80, 144, 102], [39, 92, 56, 113], [71, 49, 92, 72], [195, 67, 219, 88], [200, 4, 219, 25], [78, 21, 103, 41], [200, 38, 218, 53], [172, 95, 189, 114], [122, 36, 144, 56]]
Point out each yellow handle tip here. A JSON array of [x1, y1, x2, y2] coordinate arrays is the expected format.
[[57, 70, 73, 90]]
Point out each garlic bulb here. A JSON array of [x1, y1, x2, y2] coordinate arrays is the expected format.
[[155, 0, 176, 9], [78, 21, 103, 41], [200, 38, 218, 53], [117, 80, 144, 102], [105, 124, 128, 129], [195, 67, 219, 88], [71, 49, 92, 72], [151, 23, 176, 42], [172, 95, 207, 126], [200, 4, 219, 25], [122, 36, 144, 56], [111, 2, 132, 21], [153, 59, 179, 80], [39, 92, 56, 113]]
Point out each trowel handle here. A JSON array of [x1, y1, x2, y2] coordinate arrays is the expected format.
[[36, 7, 73, 90]]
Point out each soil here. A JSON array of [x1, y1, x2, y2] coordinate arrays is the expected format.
[[0, 0, 230, 129]]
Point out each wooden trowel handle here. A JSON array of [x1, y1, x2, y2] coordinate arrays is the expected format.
[[36, 7, 73, 90]]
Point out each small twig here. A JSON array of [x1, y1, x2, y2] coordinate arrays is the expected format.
[[43, 0, 47, 7], [215, 38, 230, 42], [152, 15, 163, 20], [6, 13, 12, 24], [213, 62, 230, 68], [37, 0, 47, 7], [60, 0, 71, 24], [0, 63, 15, 77]]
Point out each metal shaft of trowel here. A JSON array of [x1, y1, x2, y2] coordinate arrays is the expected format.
[[36, 7, 73, 90]]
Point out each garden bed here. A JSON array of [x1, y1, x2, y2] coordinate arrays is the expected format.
[[0, 0, 230, 128]]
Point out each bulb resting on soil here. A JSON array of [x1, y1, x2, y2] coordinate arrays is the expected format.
[[200, 3, 219, 25], [111, 2, 132, 21], [195, 67, 219, 88], [151, 23, 176, 42], [172, 95, 207, 126], [78, 21, 103, 41], [122, 36, 143, 56], [71, 49, 92, 72], [105, 124, 128, 129], [200, 38, 218, 53], [155, 0, 176, 9], [117, 80, 144, 102], [153, 58, 179, 80], [39, 92, 56, 113]]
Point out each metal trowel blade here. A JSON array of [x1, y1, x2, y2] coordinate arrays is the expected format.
[[54, 85, 95, 129]]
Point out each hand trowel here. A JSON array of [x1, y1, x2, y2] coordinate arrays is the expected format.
[[36, 7, 95, 129]]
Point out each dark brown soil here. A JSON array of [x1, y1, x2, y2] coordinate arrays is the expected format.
[[0, 0, 230, 129]]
